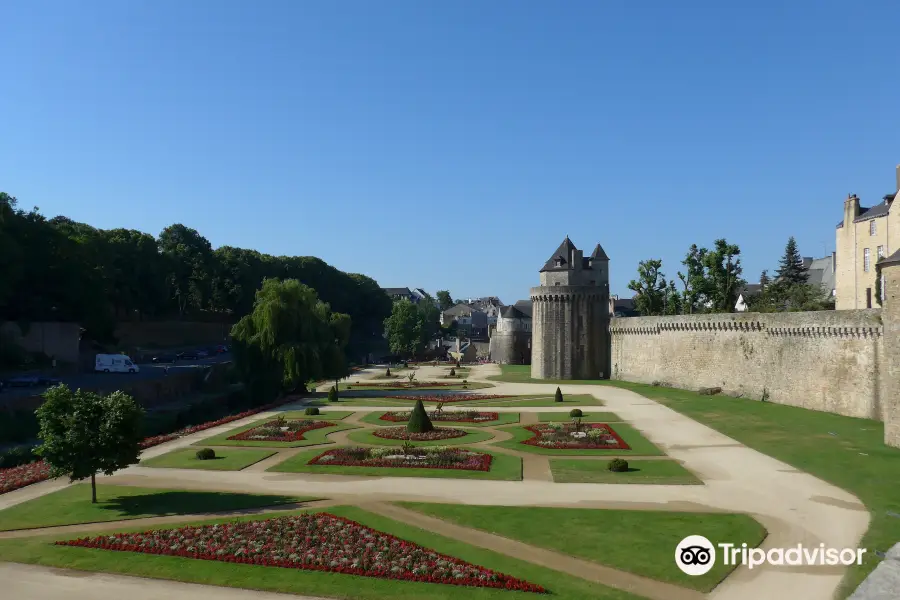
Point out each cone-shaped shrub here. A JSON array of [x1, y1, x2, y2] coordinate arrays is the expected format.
[[449, 367, 456, 376], [328, 385, 338, 402], [386, 368, 391, 376], [554, 387, 563, 402], [407, 399, 434, 433]]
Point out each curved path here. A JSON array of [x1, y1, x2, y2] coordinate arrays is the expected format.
[[0, 363, 870, 600]]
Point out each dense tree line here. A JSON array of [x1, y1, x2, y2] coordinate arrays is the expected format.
[[0, 192, 392, 353]]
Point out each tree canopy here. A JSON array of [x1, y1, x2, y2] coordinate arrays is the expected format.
[[35, 385, 144, 503], [775, 237, 809, 285], [627, 259, 667, 316], [384, 299, 425, 358], [231, 279, 350, 404], [436, 290, 453, 311]]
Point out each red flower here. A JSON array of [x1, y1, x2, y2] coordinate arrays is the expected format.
[[309, 448, 493, 472], [227, 420, 334, 442], [379, 411, 499, 423], [372, 427, 467, 441], [521, 423, 631, 450], [382, 394, 511, 403]]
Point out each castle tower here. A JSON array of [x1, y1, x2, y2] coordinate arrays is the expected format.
[[531, 238, 610, 379]]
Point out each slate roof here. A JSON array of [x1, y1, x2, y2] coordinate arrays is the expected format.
[[540, 237, 577, 272], [513, 299, 533, 318], [382, 287, 413, 296], [499, 306, 527, 320], [878, 248, 900, 267], [443, 303, 475, 317], [590, 244, 609, 261], [737, 284, 762, 297], [836, 198, 893, 228]]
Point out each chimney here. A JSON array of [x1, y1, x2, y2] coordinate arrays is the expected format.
[[572, 248, 583, 270], [896, 164, 900, 192], [844, 193, 860, 226]]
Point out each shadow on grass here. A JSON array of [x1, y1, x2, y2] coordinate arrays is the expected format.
[[98, 491, 302, 517]]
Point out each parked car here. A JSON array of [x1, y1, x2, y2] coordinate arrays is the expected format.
[[95, 354, 139, 373], [177, 351, 199, 361], [151, 354, 178, 364]]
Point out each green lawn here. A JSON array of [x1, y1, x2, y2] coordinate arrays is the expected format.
[[550, 458, 701, 484], [538, 411, 622, 422], [488, 364, 606, 385], [398, 503, 766, 593], [358, 411, 520, 428], [335, 382, 495, 392], [195, 422, 359, 448], [270, 447, 523, 481], [607, 380, 900, 597], [493, 423, 664, 456], [345, 427, 495, 447], [277, 410, 353, 420], [0, 505, 643, 600], [0, 484, 307, 532], [140, 447, 276, 471], [328, 394, 603, 408]]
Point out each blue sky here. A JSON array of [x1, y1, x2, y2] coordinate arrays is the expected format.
[[2, 1, 898, 304]]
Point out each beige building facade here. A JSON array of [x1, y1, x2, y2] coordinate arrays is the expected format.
[[835, 165, 900, 309]]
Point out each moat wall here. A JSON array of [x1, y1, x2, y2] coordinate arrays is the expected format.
[[610, 310, 885, 420]]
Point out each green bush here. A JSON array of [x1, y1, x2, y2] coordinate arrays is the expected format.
[[328, 385, 338, 402], [569, 408, 583, 417], [0, 446, 38, 469], [385, 368, 391, 376], [608, 458, 629, 472], [0, 409, 39, 445], [449, 367, 456, 376], [554, 387, 563, 402], [195, 448, 216, 460], [407, 399, 434, 434], [305, 406, 320, 415]]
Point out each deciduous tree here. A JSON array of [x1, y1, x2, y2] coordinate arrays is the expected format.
[[384, 299, 424, 358], [35, 385, 144, 503], [628, 259, 667, 316]]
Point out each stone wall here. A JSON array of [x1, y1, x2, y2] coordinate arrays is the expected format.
[[532, 286, 609, 380], [489, 330, 531, 365], [610, 310, 885, 420]]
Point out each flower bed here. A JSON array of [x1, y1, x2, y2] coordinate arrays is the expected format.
[[352, 381, 467, 389], [309, 447, 492, 471], [55, 513, 544, 592], [380, 411, 499, 423], [382, 394, 511, 404], [522, 423, 630, 450], [0, 396, 301, 496], [372, 427, 468, 441], [0, 461, 51, 494], [227, 419, 334, 442]]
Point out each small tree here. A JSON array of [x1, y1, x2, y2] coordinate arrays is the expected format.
[[775, 237, 809, 285], [328, 385, 338, 402], [628, 259, 667, 316], [554, 387, 563, 402], [407, 399, 434, 433], [35, 385, 143, 504]]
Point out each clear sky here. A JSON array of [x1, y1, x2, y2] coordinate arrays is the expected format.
[[2, 1, 898, 304]]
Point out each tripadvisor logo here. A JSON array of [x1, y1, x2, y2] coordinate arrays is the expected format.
[[675, 535, 867, 576]]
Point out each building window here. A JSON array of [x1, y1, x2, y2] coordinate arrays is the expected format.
[[866, 287, 872, 308], [864, 248, 871, 272], [870, 220, 877, 236], [878, 245, 885, 259]]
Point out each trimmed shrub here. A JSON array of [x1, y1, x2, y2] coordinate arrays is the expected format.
[[305, 406, 320, 415], [328, 385, 338, 402], [407, 399, 434, 434], [195, 448, 216, 460], [554, 387, 563, 402], [569, 408, 583, 418], [449, 367, 456, 377], [385, 367, 391, 376], [608, 458, 628, 472]]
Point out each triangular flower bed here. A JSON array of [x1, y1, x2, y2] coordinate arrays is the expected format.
[[56, 513, 545, 593]]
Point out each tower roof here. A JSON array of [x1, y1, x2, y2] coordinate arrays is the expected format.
[[540, 237, 577, 272], [590, 244, 609, 261]]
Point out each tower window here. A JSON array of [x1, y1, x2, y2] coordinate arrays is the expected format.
[[878, 245, 885, 259], [870, 220, 877, 236], [863, 248, 871, 272]]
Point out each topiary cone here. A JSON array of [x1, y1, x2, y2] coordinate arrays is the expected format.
[[407, 399, 434, 433], [554, 387, 563, 402]]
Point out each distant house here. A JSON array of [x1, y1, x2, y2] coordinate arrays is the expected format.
[[382, 287, 421, 303], [805, 255, 836, 298], [608, 295, 639, 317], [734, 284, 763, 312], [441, 303, 488, 337]]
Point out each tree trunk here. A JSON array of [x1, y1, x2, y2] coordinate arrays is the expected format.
[[91, 473, 97, 504]]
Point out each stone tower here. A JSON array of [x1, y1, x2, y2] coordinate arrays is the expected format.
[[531, 237, 610, 380]]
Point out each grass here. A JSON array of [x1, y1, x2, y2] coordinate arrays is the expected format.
[[358, 411, 520, 428], [0, 484, 307, 532], [606, 380, 900, 597], [335, 382, 495, 392], [488, 364, 607, 385], [276, 410, 353, 420], [328, 394, 603, 408], [270, 447, 523, 481], [549, 458, 702, 484], [0, 505, 644, 600], [538, 411, 622, 422], [493, 423, 664, 456], [140, 447, 276, 471], [195, 421, 359, 448], [398, 503, 766, 593], [345, 427, 495, 447]]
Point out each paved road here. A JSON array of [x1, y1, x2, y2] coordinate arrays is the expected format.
[[0, 355, 232, 402]]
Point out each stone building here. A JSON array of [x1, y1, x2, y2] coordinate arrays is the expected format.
[[835, 165, 900, 309], [530, 237, 611, 379], [488, 304, 532, 364]]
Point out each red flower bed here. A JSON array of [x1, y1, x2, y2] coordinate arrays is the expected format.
[[309, 447, 493, 471], [372, 427, 467, 441], [0, 396, 302, 496], [382, 394, 511, 404], [379, 411, 499, 423], [0, 461, 51, 494], [56, 513, 544, 592], [522, 423, 630, 450], [227, 419, 334, 442], [354, 381, 468, 389]]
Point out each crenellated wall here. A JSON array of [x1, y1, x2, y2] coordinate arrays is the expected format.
[[610, 310, 885, 420]]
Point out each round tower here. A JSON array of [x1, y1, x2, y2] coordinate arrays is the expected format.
[[530, 238, 610, 380]]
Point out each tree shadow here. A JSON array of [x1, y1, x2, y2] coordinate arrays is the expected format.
[[98, 490, 302, 517]]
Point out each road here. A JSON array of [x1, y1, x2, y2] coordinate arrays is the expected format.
[[0, 354, 232, 402]]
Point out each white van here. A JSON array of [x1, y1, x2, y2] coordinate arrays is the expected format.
[[95, 354, 140, 373]]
